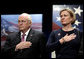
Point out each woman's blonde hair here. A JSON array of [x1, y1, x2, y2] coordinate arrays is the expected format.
[[60, 9, 76, 24]]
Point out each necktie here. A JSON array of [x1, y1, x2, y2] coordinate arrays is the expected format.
[[21, 34, 26, 41]]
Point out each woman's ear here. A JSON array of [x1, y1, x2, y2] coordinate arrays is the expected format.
[[70, 18, 73, 23], [71, 18, 75, 25]]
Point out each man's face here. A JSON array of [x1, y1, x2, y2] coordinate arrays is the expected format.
[[18, 15, 31, 31]]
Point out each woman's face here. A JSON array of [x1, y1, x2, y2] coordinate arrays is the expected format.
[[60, 11, 73, 25]]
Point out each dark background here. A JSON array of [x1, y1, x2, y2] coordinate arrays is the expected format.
[[1, 0, 83, 58], [1, 0, 83, 38]]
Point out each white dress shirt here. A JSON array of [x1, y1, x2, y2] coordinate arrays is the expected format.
[[21, 28, 31, 41]]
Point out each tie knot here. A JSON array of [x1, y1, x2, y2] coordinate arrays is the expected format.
[[21, 34, 26, 41], [22, 34, 26, 36]]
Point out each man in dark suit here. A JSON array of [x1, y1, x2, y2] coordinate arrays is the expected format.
[[1, 13, 48, 58]]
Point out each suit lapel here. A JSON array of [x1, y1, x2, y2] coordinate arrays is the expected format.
[[26, 29, 34, 41], [15, 32, 21, 43]]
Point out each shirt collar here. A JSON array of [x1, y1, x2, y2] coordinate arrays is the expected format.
[[21, 28, 31, 36]]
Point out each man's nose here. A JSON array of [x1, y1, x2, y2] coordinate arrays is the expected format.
[[19, 22, 23, 24]]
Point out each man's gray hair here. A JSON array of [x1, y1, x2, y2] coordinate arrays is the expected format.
[[20, 13, 32, 21]]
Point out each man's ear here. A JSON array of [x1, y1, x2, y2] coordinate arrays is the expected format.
[[28, 20, 32, 25]]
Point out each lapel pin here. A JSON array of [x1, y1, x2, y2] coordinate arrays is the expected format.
[[30, 34, 32, 36], [58, 33, 61, 36]]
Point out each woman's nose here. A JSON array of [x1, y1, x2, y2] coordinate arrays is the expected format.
[[61, 16, 65, 20]]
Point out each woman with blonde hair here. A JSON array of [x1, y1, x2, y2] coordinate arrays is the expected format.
[[46, 9, 82, 58]]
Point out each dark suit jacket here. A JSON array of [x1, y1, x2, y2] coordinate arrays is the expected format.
[[1, 29, 48, 58]]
